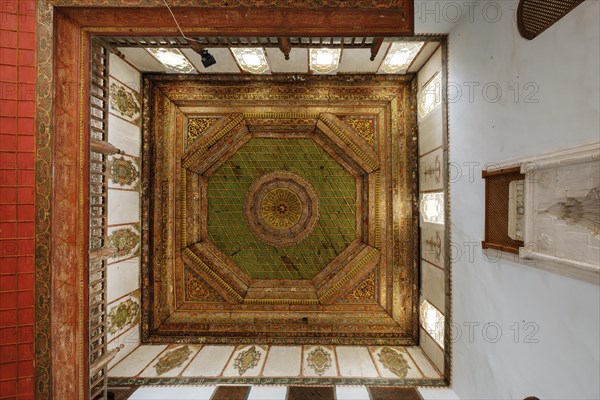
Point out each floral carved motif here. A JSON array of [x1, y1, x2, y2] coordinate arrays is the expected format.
[[108, 298, 140, 334], [343, 117, 375, 146], [153, 346, 193, 376], [186, 272, 220, 301], [377, 347, 410, 378], [306, 346, 333, 376], [109, 156, 139, 187], [233, 346, 261, 375], [343, 270, 376, 301], [110, 82, 140, 121], [108, 228, 140, 259]]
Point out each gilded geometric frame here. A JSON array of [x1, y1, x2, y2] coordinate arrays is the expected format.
[[141, 74, 420, 346]]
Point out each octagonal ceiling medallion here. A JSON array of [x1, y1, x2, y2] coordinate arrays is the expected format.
[[142, 74, 419, 345]]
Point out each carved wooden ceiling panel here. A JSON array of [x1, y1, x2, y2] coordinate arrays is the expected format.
[[141, 74, 419, 345]]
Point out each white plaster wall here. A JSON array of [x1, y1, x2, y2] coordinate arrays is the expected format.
[[448, 1, 600, 399]]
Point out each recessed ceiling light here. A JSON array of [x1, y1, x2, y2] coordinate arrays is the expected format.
[[420, 192, 444, 225], [231, 48, 269, 74], [309, 48, 341, 74], [380, 41, 424, 74], [146, 48, 196, 73]]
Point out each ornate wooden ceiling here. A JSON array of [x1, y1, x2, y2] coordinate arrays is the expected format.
[[141, 75, 419, 345]]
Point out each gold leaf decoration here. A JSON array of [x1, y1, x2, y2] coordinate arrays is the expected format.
[[186, 272, 220, 301], [187, 117, 219, 144], [109, 82, 140, 119], [343, 117, 376, 146], [107, 228, 140, 259], [343, 270, 376, 301], [109, 156, 138, 186], [306, 346, 332, 376], [260, 188, 303, 230], [107, 298, 140, 335], [377, 347, 410, 378], [233, 346, 261, 375], [153, 346, 193, 376]]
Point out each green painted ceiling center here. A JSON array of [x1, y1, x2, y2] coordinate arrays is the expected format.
[[207, 137, 356, 280]]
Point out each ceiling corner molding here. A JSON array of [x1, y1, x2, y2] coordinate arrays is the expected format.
[[517, 0, 586, 40]]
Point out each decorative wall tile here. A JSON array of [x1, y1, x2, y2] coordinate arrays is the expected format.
[[335, 346, 378, 378], [182, 345, 235, 377], [140, 345, 200, 377], [107, 292, 140, 340], [107, 189, 140, 226], [108, 345, 167, 377], [419, 147, 444, 192], [107, 224, 141, 263], [223, 345, 267, 377], [109, 78, 141, 125], [107, 257, 140, 303], [108, 154, 140, 190], [262, 346, 302, 377], [108, 113, 141, 157], [303, 345, 337, 377], [370, 346, 421, 379], [421, 226, 444, 268]]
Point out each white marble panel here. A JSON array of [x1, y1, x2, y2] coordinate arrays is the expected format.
[[335, 346, 379, 378], [261, 346, 302, 377], [108, 113, 141, 157], [419, 327, 444, 374], [247, 386, 288, 400], [421, 260, 445, 312], [108, 345, 167, 377], [107, 189, 140, 226], [110, 53, 141, 92], [370, 346, 422, 379], [182, 345, 235, 377], [107, 324, 140, 370], [265, 48, 308, 73], [419, 147, 445, 192], [418, 107, 444, 156], [337, 45, 390, 73], [222, 345, 268, 377], [140, 345, 201, 377], [107, 257, 140, 303], [129, 386, 216, 400], [406, 346, 441, 379], [302, 345, 338, 377], [335, 386, 370, 400]]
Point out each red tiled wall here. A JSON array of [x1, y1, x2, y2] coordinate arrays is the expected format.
[[0, 1, 36, 399]]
